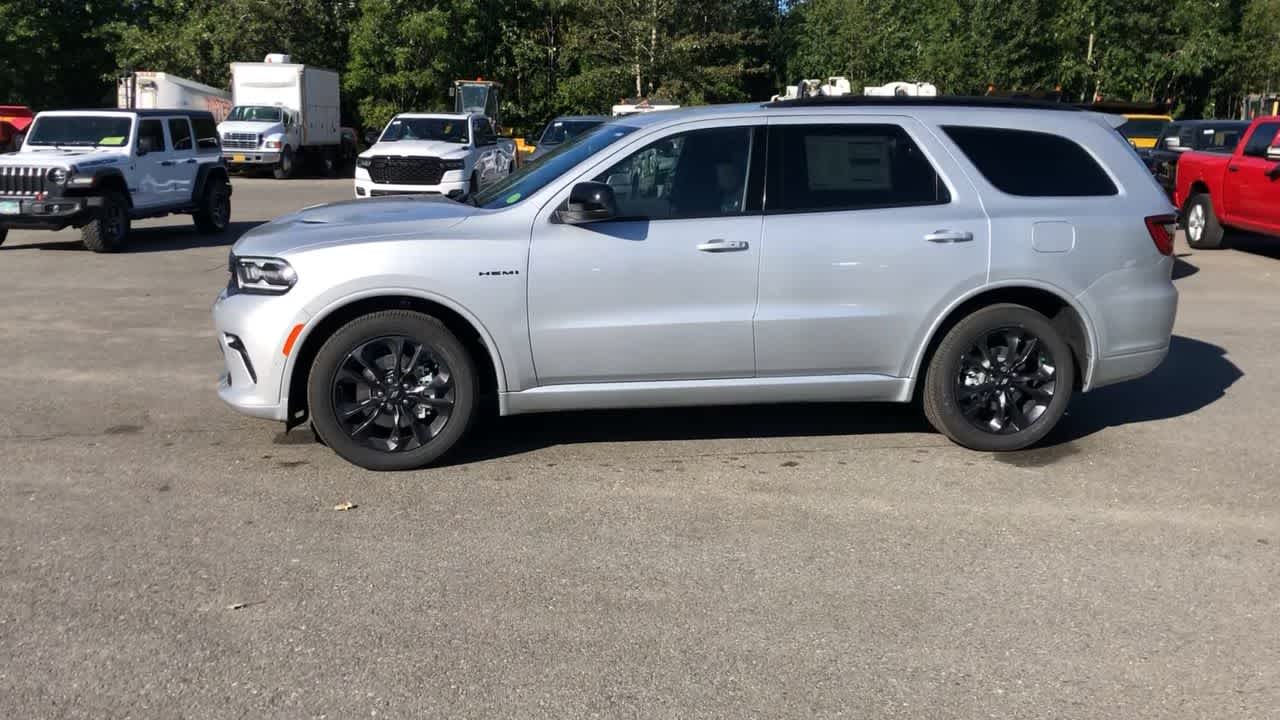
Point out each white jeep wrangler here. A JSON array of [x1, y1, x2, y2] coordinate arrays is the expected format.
[[0, 109, 232, 252], [354, 113, 515, 200]]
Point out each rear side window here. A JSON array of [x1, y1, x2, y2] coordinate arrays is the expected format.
[[766, 124, 950, 213], [942, 126, 1117, 197], [167, 118, 193, 151], [191, 117, 220, 152]]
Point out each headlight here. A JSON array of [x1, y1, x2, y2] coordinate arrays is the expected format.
[[356, 157, 372, 169], [441, 159, 465, 171], [47, 168, 69, 185], [264, 138, 282, 149], [230, 255, 296, 295]]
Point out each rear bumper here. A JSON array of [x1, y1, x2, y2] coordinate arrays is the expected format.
[[1077, 256, 1178, 390]]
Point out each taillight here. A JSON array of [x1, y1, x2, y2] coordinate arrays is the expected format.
[[1145, 214, 1176, 256]]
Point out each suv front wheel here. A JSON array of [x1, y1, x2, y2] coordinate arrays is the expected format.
[[922, 304, 1075, 452], [80, 191, 130, 252], [193, 178, 231, 234], [307, 310, 479, 470]]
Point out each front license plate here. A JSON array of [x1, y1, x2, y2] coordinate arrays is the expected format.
[[0, 199, 20, 215], [232, 154, 246, 163]]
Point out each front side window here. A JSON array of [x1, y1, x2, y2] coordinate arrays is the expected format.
[[379, 117, 469, 144], [137, 119, 167, 154], [767, 124, 949, 213], [25, 115, 133, 148], [168, 118, 193, 152], [473, 123, 638, 209], [942, 126, 1118, 197], [473, 118, 496, 145], [592, 126, 755, 220], [1242, 123, 1280, 158]]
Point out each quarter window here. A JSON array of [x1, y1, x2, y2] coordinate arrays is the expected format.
[[942, 126, 1117, 197], [766, 124, 949, 214], [593, 126, 755, 220], [168, 118, 193, 152]]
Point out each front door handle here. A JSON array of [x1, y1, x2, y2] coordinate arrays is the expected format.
[[696, 239, 749, 252], [159, 160, 175, 167], [184, 158, 198, 164], [1228, 165, 1239, 172], [924, 229, 974, 243]]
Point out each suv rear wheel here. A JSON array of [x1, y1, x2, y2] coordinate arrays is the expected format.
[[193, 178, 231, 234], [922, 304, 1075, 452], [307, 310, 479, 470], [80, 191, 130, 252], [1184, 193, 1226, 249]]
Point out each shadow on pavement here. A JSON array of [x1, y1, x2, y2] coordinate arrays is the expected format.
[[1226, 232, 1280, 261], [1172, 254, 1199, 280], [1, 220, 263, 253], [1048, 334, 1242, 444], [452, 335, 1240, 463], [451, 401, 931, 464]]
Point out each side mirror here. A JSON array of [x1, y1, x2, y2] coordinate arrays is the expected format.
[[1267, 147, 1280, 161], [1164, 137, 1180, 149], [523, 136, 538, 147], [136, 136, 155, 156], [556, 182, 617, 224], [363, 130, 380, 146]]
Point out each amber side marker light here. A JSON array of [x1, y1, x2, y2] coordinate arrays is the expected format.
[[282, 324, 304, 357]]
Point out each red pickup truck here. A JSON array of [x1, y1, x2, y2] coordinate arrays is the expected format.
[[0, 105, 33, 152], [1176, 115, 1280, 248]]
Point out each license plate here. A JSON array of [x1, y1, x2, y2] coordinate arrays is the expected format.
[[232, 154, 246, 163], [0, 200, 19, 215]]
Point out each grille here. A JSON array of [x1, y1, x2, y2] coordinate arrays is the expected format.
[[0, 165, 48, 196], [222, 132, 259, 150], [368, 156, 443, 186]]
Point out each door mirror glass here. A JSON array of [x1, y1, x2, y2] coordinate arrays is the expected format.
[[556, 182, 618, 224], [364, 129, 380, 146]]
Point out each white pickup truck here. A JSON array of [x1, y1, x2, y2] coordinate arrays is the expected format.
[[354, 113, 515, 200]]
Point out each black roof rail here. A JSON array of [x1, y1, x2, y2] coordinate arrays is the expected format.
[[763, 95, 1085, 112]]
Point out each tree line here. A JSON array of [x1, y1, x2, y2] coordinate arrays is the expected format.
[[4, 0, 1280, 134]]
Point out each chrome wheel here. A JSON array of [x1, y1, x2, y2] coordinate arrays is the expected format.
[[1187, 203, 1204, 243], [955, 327, 1057, 435], [331, 335, 454, 452]]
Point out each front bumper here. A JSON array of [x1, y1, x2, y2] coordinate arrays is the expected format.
[[353, 170, 467, 199], [0, 195, 99, 231], [223, 150, 282, 166], [213, 287, 311, 422]]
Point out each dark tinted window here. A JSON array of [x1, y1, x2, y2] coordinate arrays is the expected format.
[[594, 126, 755, 220], [767, 124, 948, 213], [1242, 123, 1280, 158], [1118, 118, 1168, 139], [943, 126, 1117, 197], [1203, 125, 1246, 152], [167, 118, 193, 151], [191, 116, 220, 152], [137, 119, 166, 153]]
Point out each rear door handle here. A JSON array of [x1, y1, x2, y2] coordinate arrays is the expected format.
[[159, 160, 175, 167], [1228, 165, 1239, 172], [184, 158, 198, 164], [924, 230, 974, 243], [696, 239, 749, 252]]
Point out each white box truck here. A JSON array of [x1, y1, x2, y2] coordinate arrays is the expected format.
[[117, 72, 233, 122], [217, 54, 343, 178]]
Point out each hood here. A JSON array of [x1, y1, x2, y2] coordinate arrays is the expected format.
[[0, 147, 129, 170], [232, 195, 479, 257], [364, 139, 471, 158], [218, 120, 284, 136]]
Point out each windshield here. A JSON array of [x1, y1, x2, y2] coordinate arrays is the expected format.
[[472, 123, 637, 209], [26, 115, 133, 147], [379, 117, 469, 143], [539, 119, 605, 146], [1119, 118, 1168, 139], [227, 106, 282, 122], [458, 86, 489, 114]]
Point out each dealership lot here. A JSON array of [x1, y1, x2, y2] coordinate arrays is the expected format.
[[1, 179, 1277, 717]]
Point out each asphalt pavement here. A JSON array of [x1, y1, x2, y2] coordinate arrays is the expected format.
[[0, 178, 1276, 719]]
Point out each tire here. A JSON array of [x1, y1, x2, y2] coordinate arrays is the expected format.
[[469, 171, 480, 195], [0, 228, 7, 247], [193, 177, 231, 234], [1184, 193, 1225, 249], [322, 149, 338, 177], [80, 191, 130, 252], [273, 146, 295, 180], [922, 303, 1076, 452], [307, 310, 479, 471]]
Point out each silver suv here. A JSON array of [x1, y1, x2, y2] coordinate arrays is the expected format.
[[214, 98, 1178, 470]]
